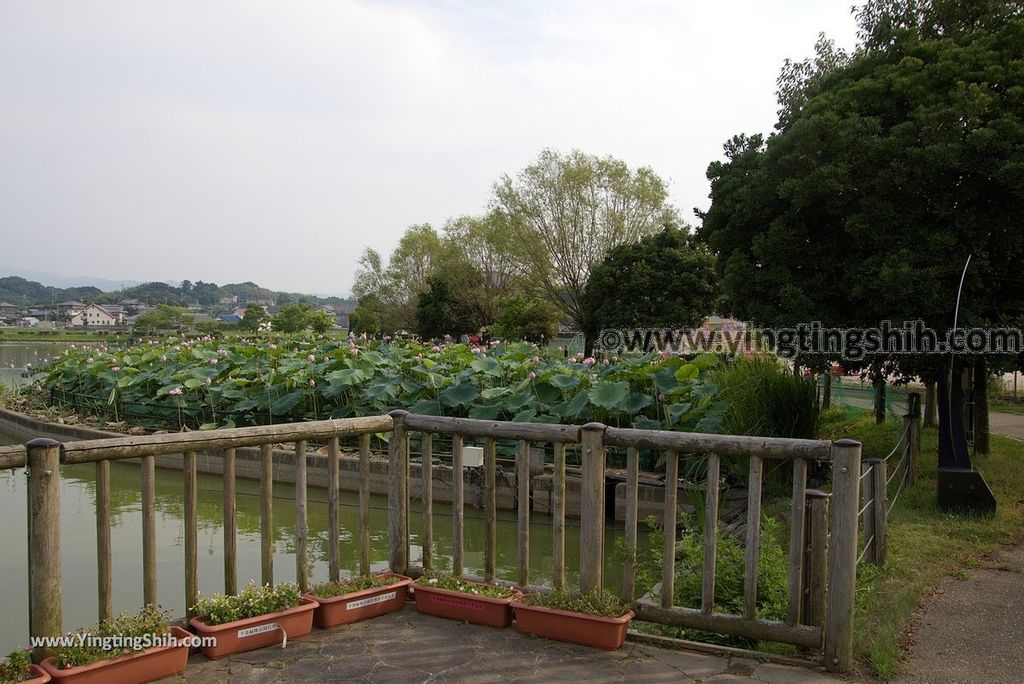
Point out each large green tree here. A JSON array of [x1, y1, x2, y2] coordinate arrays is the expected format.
[[699, 0, 1024, 443], [699, 1, 1023, 360], [494, 149, 676, 327], [580, 225, 719, 346], [352, 224, 444, 332]]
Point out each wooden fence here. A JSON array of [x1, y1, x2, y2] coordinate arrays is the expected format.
[[0, 411, 864, 672]]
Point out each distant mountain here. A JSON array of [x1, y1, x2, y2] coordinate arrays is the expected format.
[[0, 272, 356, 311], [0, 276, 102, 305], [0, 266, 158, 292]]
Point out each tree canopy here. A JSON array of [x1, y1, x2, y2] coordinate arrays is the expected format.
[[698, 2, 1024, 377], [580, 225, 719, 345], [494, 148, 676, 326]]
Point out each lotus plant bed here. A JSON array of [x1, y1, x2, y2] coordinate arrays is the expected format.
[[189, 582, 317, 660], [305, 573, 412, 628], [511, 590, 635, 650], [413, 575, 520, 628], [1, 648, 49, 684], [38, 606, 189, 684], [28, 336, 724, 437]]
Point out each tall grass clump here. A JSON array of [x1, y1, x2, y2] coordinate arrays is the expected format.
[[709, 356, 820, 440]]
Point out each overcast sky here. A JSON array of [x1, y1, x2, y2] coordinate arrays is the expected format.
[[0, 1, 858, 296]]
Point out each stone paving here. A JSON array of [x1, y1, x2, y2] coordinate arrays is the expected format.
[[156, 606, 840, 683]]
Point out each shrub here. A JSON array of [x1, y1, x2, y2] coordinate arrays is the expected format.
[[708, 356, 820, 441], [415, 574, 515, 599], [0, 649, 32, 683], [310, 575, 400, 598], [191, 581, 302, 626], [521, 589, 629, 618], [631, 514, 789, 648], [51, 605, 173, 669]]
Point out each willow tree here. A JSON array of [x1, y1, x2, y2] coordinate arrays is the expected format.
[[494, 149, 676, 327]]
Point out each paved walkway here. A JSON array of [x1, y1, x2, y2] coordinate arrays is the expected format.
[[157, 607, 839, 683], [896, 540, 1024, 684], [990, 411, 1024, 441]]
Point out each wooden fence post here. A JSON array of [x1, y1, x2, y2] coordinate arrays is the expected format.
[[822, 372, 832, 410], [579, 422, 606, 594], [869, 459, 887, 566], [801, 490, 829, 632], [388, 410, 409, 575], [27, 438, 62, 661], [825, 438, 862, 673], [906, 392, 921, 484]]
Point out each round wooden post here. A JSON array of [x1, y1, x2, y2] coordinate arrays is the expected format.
[[388, 410, 409, 575], [825, 438, 862, 673], [579, 422, 606, 594], [27, 438, 62, 660]]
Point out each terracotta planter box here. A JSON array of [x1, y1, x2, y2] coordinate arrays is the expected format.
[[511, 601, 635, 650], [306, 573, 412, 629], [413, 582, 518, 629], [40, 626, 190, 684], [189, 597, 318, 660], [21, 665, 50, 684]]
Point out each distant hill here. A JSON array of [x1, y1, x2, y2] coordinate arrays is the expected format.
[[0, 276, 103, 305], [0, 274, 356, 310], [0, 266, 151, 292]]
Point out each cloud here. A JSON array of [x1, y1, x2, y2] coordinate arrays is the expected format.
[[0, 0, 857, 294]]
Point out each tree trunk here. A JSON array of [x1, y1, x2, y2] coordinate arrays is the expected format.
[[974, 361, 990, 455], [822, 372, 832, 410], [924, 381, 936, 428], [873, 377, 886, 425]]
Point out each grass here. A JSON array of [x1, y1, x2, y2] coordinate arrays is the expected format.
[[830, 410, 1024, 679], [991, 397, 1024, 416]]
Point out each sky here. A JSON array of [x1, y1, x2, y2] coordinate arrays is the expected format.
[[0, 1, 859, 296]]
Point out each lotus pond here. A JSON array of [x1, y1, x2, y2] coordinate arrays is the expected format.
[[27, 337, 725, 433]]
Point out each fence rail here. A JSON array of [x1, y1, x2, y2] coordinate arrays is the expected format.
[[9, 410, 864, 672]]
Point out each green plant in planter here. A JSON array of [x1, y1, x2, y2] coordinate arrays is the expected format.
[[51, 605, 173, 669], [415, 574, 515, 599], [191, 581, 302, 626], [310, 575, 399, 598], [521, 590, 629, 618], [0, 648, 32, 683]]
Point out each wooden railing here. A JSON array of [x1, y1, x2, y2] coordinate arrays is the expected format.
[[2, 411, 863, 672]]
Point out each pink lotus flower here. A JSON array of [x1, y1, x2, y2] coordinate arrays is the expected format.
[[110, 366, 118, 372], [169, 387, 183, 396], [308, 379, 316, 387], [583, 357, 596, 367], [209, 358, 217, 365], [532, 356, 540, 363], [432, 346, 441, 352], [658, 393, 666, 402], [269, 343, 277, 350], [307, 354, 316, 363], [205, 377, 212, 385], [603, 358, 610, 365], [528, 371, 536, 380], [86, 357, 94, 363]]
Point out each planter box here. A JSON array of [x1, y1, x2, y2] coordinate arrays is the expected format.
[[21, 666, 50, 684], [40, 626, 190, 684], [511, 601, 635, 650], [189, 597, 318, 660], [413, 582, 518, 629], [305, 573, 412, 628]]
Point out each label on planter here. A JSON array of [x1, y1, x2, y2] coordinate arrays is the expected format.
[[347, 591, 397, 611], [237, 623, 280, 639], [430, 594, 485, 611]]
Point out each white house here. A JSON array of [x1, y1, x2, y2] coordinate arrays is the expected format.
[[69, 303, 123, 327]]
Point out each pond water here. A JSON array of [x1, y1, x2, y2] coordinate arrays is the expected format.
[[0, 428, 641, 651], [0, 341, 72, 387]]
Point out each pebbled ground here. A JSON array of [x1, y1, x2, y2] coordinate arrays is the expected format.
[[155, 606, 840, 683]]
